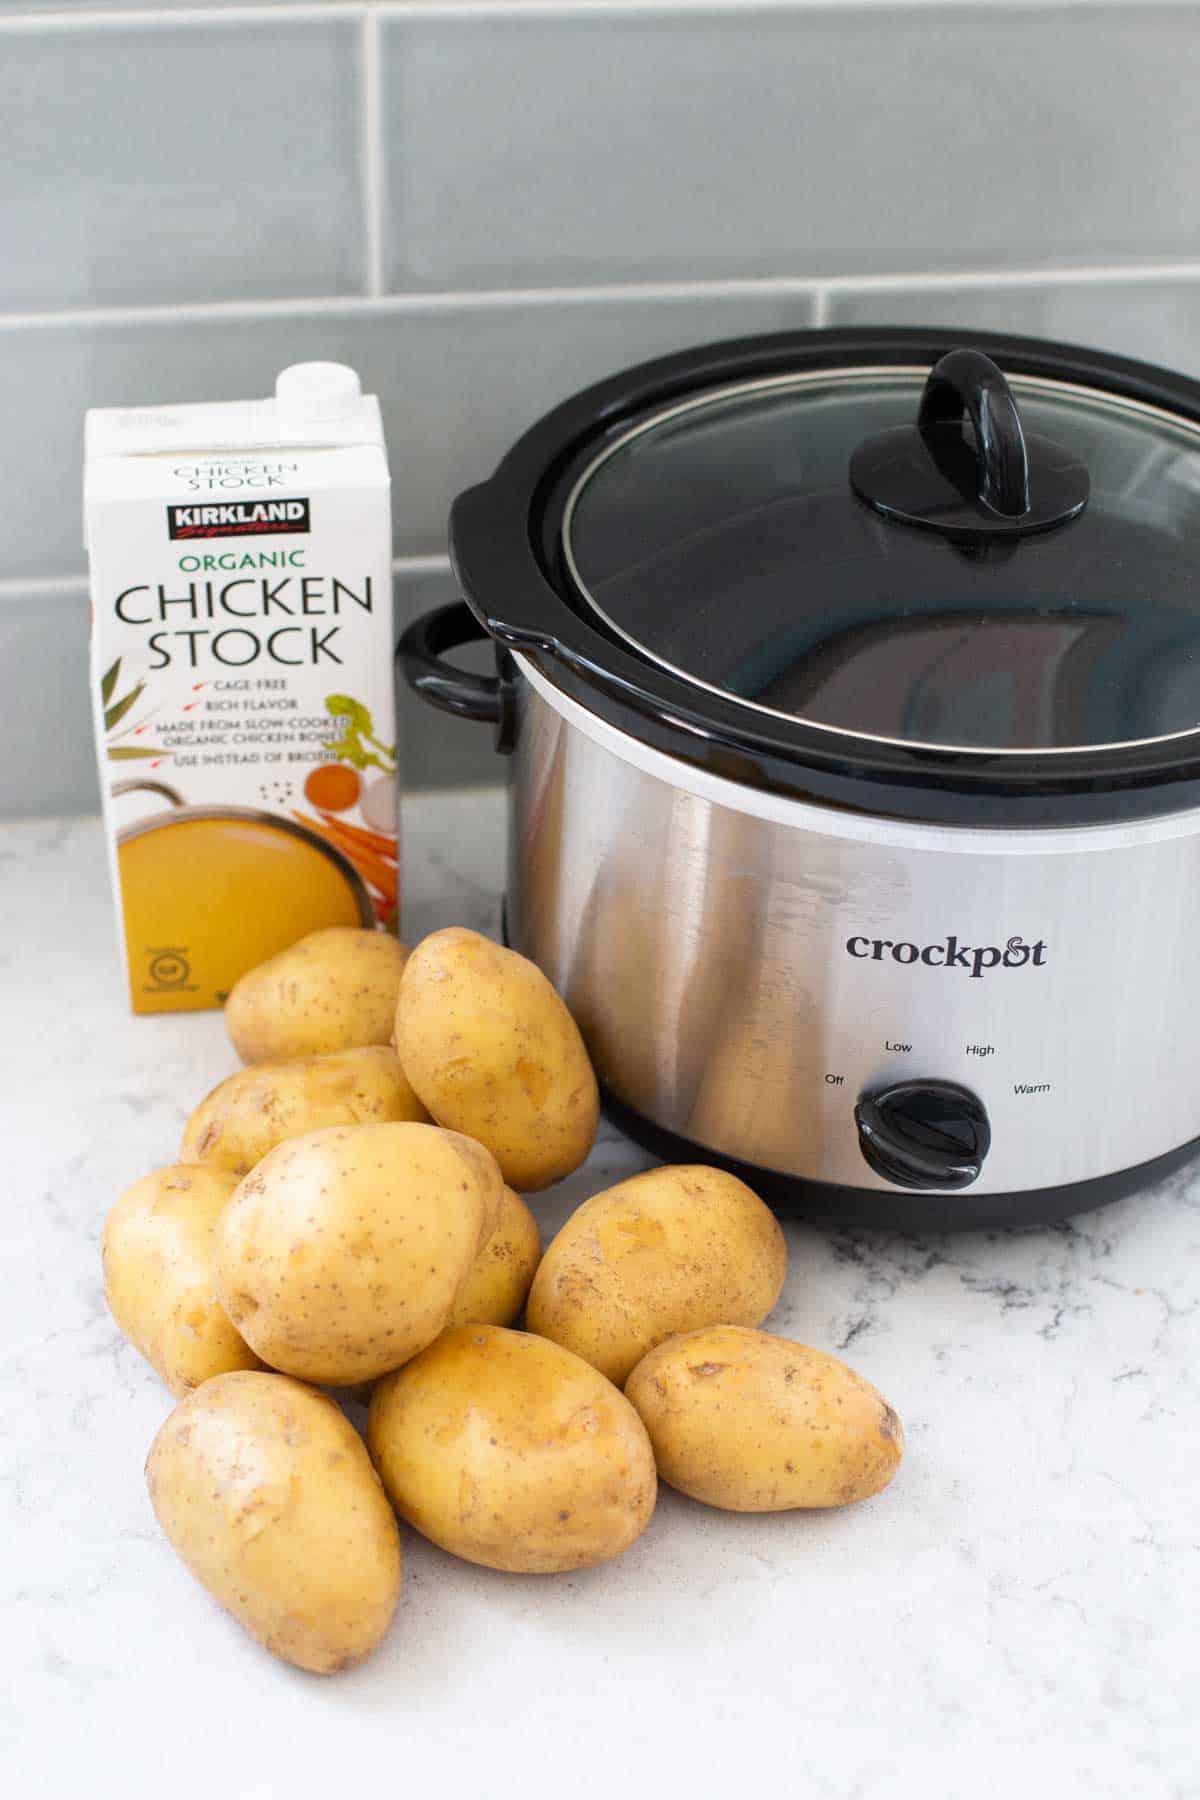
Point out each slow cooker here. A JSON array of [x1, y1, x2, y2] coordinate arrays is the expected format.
[[401, 327, 1200, 1229]]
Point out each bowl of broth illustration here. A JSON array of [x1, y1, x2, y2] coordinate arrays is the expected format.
[[113, 781, 375, 1014]]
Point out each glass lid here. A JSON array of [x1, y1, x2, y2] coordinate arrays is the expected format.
[[559, 356, 1200, 755]]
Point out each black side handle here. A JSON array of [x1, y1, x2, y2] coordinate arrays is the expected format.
[[397, 601, 515, 754], [917, 348, 1030, 518]]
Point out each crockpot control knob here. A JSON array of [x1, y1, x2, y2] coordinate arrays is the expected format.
[[854, 1080, 991, 1191]]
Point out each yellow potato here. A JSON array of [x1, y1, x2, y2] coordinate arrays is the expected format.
[[226, 927, 409, 1064], [213, 1121, 502, 1385], [526, 1164, 787, 1386], [626, 1326, 903, 1511], [394, 927, 598, 1191], [102, 1165, 264, 1396], [368, 1326, 656, 1573], [147, 1371, 401, 1672], [180, 1044, 430, 1177], [446, 1186, 542, 1329], [336, 1186, 540, 1402]]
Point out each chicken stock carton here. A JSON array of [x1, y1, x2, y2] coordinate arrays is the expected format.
[[85, 362, 396, 1014]]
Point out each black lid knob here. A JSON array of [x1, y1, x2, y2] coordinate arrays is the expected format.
[[849, 348, 1089, 541], [855, 1079, 991, 1191]]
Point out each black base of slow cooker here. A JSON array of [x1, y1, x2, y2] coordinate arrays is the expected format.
[[599, 1085, 1199, 1233]]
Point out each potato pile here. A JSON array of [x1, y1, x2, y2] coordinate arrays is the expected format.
[[103, 923, 903, 1675]]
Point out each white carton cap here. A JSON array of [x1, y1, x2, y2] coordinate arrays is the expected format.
[[84, 361, 384, 462], [275, 362, 363, 425]]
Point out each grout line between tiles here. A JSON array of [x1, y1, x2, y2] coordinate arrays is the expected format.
[[360, 9, 386, 299], [0, 278, 824, 332], [0, 5, 365, 31], [3, 0, 1197, 28], [4, 262, 1200, 335], [822, 263, 1200, 297], [393, 554, 452, 577], [0, 574, 88, 602], [373, 0, 1200, 17]]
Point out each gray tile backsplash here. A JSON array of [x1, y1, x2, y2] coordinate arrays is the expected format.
[[0, 285, 817, 582], [826, 277, 1200, 372], [1, 585, 95, 817], [2, 14, 364, 311], [8, 0, 1200, 817], [382, 4, 1200, 292]]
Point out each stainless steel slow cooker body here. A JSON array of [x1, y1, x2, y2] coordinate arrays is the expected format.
[[506, 654, 1200, 1226], [403, 328, 1200, 1228]]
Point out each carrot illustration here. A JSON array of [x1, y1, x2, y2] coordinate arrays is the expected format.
[[316, 812, 397, 860], [292, 811, 398, 907], [308, 812, 398, 885], [346, 846, 397, 907]]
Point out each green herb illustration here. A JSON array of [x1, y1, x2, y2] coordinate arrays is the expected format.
[[100, 657, 169, 761], [105, 678, 144, 731], [322, 694, 396, 773]]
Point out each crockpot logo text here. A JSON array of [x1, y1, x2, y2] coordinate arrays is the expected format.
[[846, 935, 1048, 979]]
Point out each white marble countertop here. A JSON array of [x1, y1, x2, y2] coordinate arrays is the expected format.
[[4, 789, 1198, 1800]]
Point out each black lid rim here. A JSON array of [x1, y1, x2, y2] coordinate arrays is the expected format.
[[448, 326, 1200, 828]]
